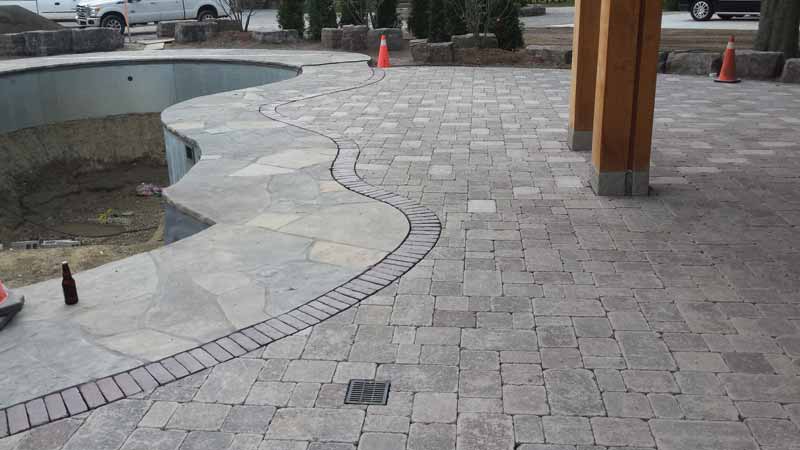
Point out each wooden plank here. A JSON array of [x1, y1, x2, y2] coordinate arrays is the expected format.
[[568, 0, 602, 150], [592, 0, 642, 173], [632, 0, 664, 171]]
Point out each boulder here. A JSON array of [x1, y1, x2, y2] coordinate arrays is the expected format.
[[520, 5, 546, 17], [367, 27, 403, 50], [23, 29, 73, 56], [452, 33, 498, 49], [410, 38, 430, 63], [428, 41, 454, 64], [321, 27, 342, 49], [157, 20, 180, 38], [71, 28, 123, 53], [0, 32, 25, 57], [341, 24, 368, 52], [251, 29, 300, 44], [526, 45, 572, 68], [213, 19, 241, 33], [174, 21, 215, 42], [665, 51, 722, 76], [780, 58, 800, 84], [735, 50, 784, 80]]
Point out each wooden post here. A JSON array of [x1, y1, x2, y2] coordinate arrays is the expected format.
[[590, 0, 662, 196], [568, 0, 601, 152]]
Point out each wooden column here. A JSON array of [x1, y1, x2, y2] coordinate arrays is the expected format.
[[590, 0, 662, 196], [567, 0, 601, 152]]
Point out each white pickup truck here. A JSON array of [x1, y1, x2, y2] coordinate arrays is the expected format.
[[74, 0, 225, 32], [1, 0, 80, 20]]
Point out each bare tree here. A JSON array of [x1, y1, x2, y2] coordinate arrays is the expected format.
[[341, 0, 397, 28], [755, 0, 800, 58], [217, 0, 258, 31], [445, 0, 514, 47]]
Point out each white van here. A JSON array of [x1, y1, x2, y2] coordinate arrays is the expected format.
[[1, 0, 80, 20]]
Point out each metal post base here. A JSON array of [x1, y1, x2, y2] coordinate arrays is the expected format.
[[568, 128, 593, 152], [591, 170, 650, 196]]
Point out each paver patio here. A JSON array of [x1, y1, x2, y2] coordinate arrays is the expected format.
[[2, 63, 800, 450]]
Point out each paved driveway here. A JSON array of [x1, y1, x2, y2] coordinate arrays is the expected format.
[[59, 9, 281, 36], [524, 7, 760, 30], [59, 6, 761, 37]]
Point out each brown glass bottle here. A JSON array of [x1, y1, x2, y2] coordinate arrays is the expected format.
[[62, 261, 79, 305]]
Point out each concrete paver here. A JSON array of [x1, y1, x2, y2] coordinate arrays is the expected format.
[[3, 60, 800, 450]]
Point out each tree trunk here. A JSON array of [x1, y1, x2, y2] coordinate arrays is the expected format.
[[755, 0, 800, 58]]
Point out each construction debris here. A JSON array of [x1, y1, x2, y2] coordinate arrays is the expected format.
[[136, 183, 163, 197], [9, 239, 81, 250]]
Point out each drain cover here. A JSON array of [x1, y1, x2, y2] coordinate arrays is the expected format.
[[345, 379, 390, 405]]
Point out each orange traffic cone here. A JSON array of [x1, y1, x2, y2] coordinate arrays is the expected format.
[[377, 34, 390, 69], [0, 280, 7, 303], [715, 36, 740, 83]]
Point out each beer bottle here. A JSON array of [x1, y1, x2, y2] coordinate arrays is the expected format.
[[62, 262, 79, 305]]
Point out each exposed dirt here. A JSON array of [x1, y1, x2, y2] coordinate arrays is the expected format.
[[454, 47, 540, 67], [0, 162, 168, 288]]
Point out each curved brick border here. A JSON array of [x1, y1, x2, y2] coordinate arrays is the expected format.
[[0, 66, 441, 438]]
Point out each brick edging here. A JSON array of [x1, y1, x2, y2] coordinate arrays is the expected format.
[[0, 67, 441, 438]]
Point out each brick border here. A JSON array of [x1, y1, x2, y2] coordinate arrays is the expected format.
[[0, 67, 441, 438]]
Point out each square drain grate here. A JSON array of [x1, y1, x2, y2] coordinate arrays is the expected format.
[[345, 379, 390, 405]]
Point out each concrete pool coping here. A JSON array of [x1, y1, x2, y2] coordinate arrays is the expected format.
[[0, 50, 441, 436]]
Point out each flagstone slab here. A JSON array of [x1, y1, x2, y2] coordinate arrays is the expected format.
[[0, 51, 419, 415]]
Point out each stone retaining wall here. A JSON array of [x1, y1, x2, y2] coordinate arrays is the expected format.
[[367, 28, 403, 50], [452, 33, 498, 49], [166, 21, 301, 44], [341, 25, 368, 52], [252, 29, 300, 44], [321, 28, 342, 49], [173, 20, 241, 43], [526, 45, 571, 68], [781, 59, 800, 83], [0, 28, 122, 57], [665, 51, 723, 76], [408, 42, 798, 82]]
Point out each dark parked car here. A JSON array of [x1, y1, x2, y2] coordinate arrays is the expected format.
[[679, 0, 761, 21]]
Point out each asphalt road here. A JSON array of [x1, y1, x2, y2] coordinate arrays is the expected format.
[[58, 6, 760, 39], [60, 9, 280, 36], [522, 7, 760, 30]]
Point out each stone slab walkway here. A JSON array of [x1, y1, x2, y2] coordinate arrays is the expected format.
[[0, 51, 420, 409], [2, 64, 800, 450]]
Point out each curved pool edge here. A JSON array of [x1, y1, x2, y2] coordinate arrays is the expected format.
[[0, 51, 441, 436]]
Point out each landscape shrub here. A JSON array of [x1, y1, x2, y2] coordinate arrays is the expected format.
[[490, 0, 524, 50], [278, 0, 305, 32], [409, 0, 429, 38], [427, 0, 450, 42], [308, 0, 337, 39], [375, 0, 399, 28]]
